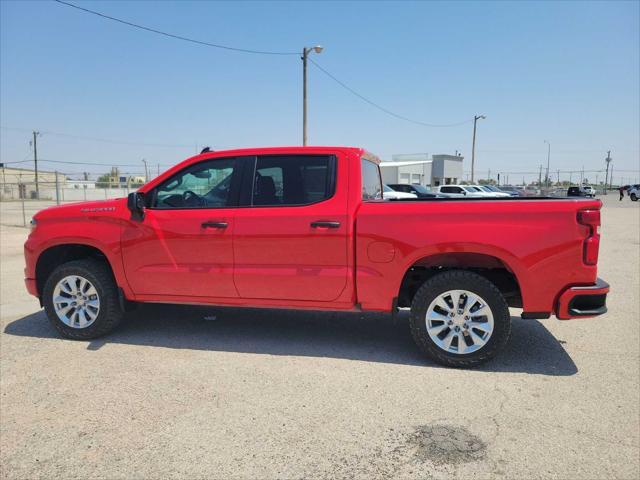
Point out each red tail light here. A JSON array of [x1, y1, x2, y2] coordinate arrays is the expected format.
[[577, 209, 600, 265]]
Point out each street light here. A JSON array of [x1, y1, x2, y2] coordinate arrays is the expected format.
[[471, 115, 485, 183], [544, 140, 551, 190], [302, 45, 323, 146]]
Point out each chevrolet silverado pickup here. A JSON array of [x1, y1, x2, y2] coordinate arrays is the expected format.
[[24, 147, 609, 367]]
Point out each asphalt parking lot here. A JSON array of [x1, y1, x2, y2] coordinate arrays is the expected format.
[[1, 196, 638, 479]]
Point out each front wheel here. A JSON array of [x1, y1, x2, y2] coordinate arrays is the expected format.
[[409, 270, 511, 368], [631, 193, 638, 201], [43, 259, 124, 340]]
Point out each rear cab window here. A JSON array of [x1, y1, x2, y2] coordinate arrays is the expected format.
[[361, 158, 382, 200]]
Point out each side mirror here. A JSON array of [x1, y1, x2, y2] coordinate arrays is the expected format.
[[463, 191, 467, 196], [127, 192, 145, 221]]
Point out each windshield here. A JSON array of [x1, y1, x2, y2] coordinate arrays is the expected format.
[[463, 187, 478, 193], [383, 185, 394, 192], [480, 186, 493, 192]]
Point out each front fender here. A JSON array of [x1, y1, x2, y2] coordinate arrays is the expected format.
[[25, 217, 134, 299]]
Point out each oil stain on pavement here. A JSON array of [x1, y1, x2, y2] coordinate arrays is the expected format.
[[406, 424, 487, 465]]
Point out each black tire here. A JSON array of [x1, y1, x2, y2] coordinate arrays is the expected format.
[[631, 193, 638, 202], [43, 259, 124, 340], [409, 270, 511, 368]]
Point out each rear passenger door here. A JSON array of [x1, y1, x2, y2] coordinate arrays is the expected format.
[[232, 154, 349, 302]]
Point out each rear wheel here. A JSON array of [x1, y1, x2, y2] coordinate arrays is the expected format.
[[43, 259, 124, 339], [409, 270, 511, 368], [631, 193, 638, 201]]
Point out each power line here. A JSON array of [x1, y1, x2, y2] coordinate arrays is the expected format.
[[1, 126, 194, 148], [3, 158, 173, 168], [53, 0, 298, 56], [53, 2, 474, 129], [308, 58, 473, 128]]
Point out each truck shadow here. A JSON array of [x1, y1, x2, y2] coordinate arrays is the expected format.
[[4, 304, 577, 376]]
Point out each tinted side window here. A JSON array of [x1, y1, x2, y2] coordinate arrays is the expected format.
[[440, 186, 453, 193], [252, 155, 335, 206], [362, 159, 382, 200], [152, 158, 236, 209]]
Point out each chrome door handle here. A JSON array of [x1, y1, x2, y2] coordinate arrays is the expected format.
[[310, 221, 340, 228], [201, 221, 228, 229]]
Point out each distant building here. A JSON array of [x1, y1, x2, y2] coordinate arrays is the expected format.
[[380, 153, 463, 187], [0, 166, 66, 199]]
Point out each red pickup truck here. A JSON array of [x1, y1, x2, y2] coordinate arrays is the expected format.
[[24, 147, 609, 367]]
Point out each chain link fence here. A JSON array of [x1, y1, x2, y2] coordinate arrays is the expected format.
[[0, 181, 134, 227]]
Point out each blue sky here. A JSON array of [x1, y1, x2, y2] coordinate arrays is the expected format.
[[1, 0, 639, 183]]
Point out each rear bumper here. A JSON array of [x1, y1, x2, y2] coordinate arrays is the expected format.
[[556, 278, 609, 319]]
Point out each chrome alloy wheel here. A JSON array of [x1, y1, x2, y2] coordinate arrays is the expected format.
[[425, 289, 494, 354], [52, 275, 100, 328]]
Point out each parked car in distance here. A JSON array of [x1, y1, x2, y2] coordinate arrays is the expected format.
[[568, 186, 593, 198], [387, 184, 438, 198], [24, 146, 609, 368], [466, 185, 497, 197], [497, 186, 522, 197], [629, 185, 639, 201], [435, 185, 486, 197], [580, 185, 596, 197], [523, 186, 541, 197], [476, 185, 511, 197], [383, 184, 417, 200]]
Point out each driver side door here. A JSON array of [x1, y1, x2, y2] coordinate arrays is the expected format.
[[121, 157, 242, 299]]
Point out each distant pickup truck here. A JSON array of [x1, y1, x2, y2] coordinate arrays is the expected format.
[[24, 147, 609, 367]]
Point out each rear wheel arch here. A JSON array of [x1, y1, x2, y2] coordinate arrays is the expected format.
[[397, 252, 523, 309]]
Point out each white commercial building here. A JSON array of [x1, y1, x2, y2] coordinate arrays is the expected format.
[[380, 153, 464, 187]]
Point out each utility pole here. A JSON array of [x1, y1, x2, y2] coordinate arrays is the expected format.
[[544, 140, 551, 189], [557, 169, 560, 186], [538, 165, 542, 186], [471, 115, 486, 183], [142, 158, 149, 183], [157, 163, 160, 177], [302, 45, 323, 146], [580, 166, 584, 184], [609, 163, 613, 190], [54, 170, 60, 205], [32, 131, 40, 199], [604, 151, 612, 194]]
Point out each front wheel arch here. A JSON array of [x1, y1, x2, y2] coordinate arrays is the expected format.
[[36, 244, 116, 298]]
